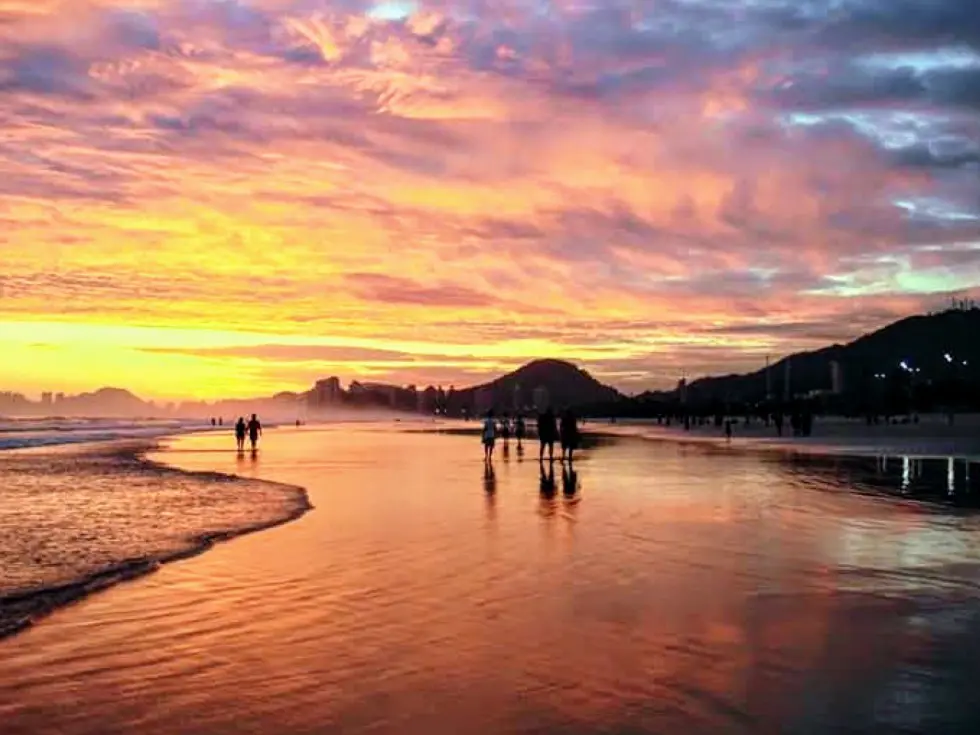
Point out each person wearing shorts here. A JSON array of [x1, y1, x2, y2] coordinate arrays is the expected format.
[[482, 410, 496, 462]]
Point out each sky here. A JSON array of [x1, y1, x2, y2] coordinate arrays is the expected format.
[[0, 0, 978, 400]]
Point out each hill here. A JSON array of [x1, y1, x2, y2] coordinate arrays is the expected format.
[[659, 308, 980, 406], [450, 359, 622, 413], [58, 387, 151, 416]]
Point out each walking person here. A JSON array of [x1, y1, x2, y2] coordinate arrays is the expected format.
[[482, 410, 496, 463], [537, 407, 558, 462], [559, 408, 580, 463], [246, 413, 262, 451], [515, 414, 527, 449], [234, 416, 246, 451]]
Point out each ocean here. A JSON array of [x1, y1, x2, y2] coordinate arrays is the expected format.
[[0, 417, 212, 451]]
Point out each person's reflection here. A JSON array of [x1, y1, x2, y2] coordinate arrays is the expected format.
[[483, 461, 497, 496], [562, 464, 581, 519], [516, 442, 525, 463], [539, 459, 557, 520], [562, 465, 579, 498], [483, 463, 497, 522], [539, 460, 556, 497], [503, 440, 510, 460], [250, 447, 259, 465]]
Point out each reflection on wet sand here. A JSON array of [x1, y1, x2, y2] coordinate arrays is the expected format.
[[781, 451, 980, 506], [2, 426, 980, 734]]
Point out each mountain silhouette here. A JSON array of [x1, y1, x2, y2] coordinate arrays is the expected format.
[[654, 308, 980, 404], [451, 358, 621, 411], [59, 387, 149, 415]]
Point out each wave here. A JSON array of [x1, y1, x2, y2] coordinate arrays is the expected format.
[[0, 442, 312, 641], [0, 418, 216, 452]]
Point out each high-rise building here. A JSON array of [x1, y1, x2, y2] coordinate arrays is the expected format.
[[532, 385, 549, 412], [311, 377, 342, 407], [40, 392, 53, 406], [54, 392, 65, 404]]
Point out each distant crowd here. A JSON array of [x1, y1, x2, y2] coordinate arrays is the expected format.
[[481, 408, 580, 464]]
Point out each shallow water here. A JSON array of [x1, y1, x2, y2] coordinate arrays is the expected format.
[[0, 441, 308, 636], [2, 425, 980, 733]]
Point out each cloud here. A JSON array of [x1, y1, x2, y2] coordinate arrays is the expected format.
[[343, 273, 498, 308], [0, 0, 978, 396]]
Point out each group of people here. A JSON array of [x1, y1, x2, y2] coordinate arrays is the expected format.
[[482, 408, 580, 463], [234, 414, 263, 451]]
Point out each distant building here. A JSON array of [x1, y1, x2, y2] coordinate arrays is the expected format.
[[420, 386, 438, 414], [54, 392, 65, 404], [311, 377, 342, 407], [830, 361, 844, 395], [360, 382, 399, 407], [532, 385, 549, 412], [40, 392, 53, 406]]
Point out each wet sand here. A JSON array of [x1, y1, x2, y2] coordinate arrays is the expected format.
[[2, 424, 980, 734]]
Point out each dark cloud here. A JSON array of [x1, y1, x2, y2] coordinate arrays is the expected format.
[[0, 47, 92, 98], [816, 0, 980, 47]]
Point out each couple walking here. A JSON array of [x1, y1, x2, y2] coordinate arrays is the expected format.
[[235, 414, 262, 451], [537, 407, 580, 463]]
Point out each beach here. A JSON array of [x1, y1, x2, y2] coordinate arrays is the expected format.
[[2, 422, 980, 733]]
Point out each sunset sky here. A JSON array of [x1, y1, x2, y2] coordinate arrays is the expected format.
[[1, 0, 978, 399]]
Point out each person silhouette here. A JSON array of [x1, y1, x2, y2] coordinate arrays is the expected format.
[[482, 410, 496, 463], [234, 417, 246, 451], [515, 414, 527, 449], [559, 408, 580, 463], [537, 407, 558, 462], [246, 413, 262, 451]]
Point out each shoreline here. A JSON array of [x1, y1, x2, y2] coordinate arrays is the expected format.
[[410, 417, 980, 461], [588, 416, 980, 462], [0, 436, 313, 642]]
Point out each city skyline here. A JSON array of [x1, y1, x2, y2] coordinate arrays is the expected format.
[[1, 0, 978, 400]]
